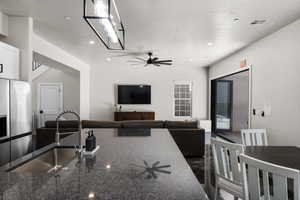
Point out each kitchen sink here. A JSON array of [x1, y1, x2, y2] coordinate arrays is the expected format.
[[10, 147, 77, 173]]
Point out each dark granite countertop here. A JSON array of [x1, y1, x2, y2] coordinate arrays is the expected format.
[[0, 129, 208, 200]]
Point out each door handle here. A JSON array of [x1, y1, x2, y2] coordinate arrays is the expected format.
[[0, 64, 3, 73], [40, 110, 44, 114]]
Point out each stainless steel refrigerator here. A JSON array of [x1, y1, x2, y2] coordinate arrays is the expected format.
[[0, 79, 10, 140], [0, 79, 10, 166], [0, 79, 32, 165], [10, 80, 32, 161], [10, 80, 32, 136]]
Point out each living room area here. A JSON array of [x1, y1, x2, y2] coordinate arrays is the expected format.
[[2, 0, 300, 199]]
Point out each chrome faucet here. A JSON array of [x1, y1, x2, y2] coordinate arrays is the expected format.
[[56, 110, 82, 152]]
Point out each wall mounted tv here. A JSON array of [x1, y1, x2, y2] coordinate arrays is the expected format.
[[118, 85, 151, 104]]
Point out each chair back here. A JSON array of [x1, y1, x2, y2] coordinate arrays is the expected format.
[[240, 154, 300, 200], [199, 120, 211, 133], [241, 129, 267, 146], [211, 138, 244, 185]]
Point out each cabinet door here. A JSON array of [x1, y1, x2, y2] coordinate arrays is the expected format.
[[0, 43, 19, 79], [0, 141, 10, 166], [11, 135, 32, 161]]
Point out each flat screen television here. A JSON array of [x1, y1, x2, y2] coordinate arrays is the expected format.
[[118, 85, 151, 104]]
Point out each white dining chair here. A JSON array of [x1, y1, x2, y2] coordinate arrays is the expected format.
[[240, 154, 300, 200], [211, 138, 245, 200], [199, 120, 212, 145], [241, 129, 268, 146]]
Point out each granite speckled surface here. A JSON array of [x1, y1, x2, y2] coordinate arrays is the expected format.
[[0, 129, 208, 200]]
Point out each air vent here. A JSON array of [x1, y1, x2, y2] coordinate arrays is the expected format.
[[251, 20, 266, 25]]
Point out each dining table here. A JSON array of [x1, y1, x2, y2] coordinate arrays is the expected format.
[[244, 146, 300, 197], [245, 146, 300, 170]]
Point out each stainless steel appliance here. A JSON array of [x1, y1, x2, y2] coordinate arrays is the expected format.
[[0, 79, 32, 166], [10, 80, 32, 136], [0, 79, 10, 140]]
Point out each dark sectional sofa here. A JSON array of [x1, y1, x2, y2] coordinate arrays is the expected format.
[[35, 120, 79, 149], [36, 120, 205, 157], [80, 120, 199, 129]]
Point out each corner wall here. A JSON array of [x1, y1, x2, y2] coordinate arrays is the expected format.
[[209, 19, 300, 146], [0, 12, 8, 36], [32, 34, 90, 119], [1, 16, 33, 81]]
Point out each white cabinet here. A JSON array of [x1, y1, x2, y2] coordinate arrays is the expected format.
[[0, 41, 19, 79]]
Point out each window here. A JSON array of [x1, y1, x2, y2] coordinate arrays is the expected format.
[[174, 81, 192, 117]]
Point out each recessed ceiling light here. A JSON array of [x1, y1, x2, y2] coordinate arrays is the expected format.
[[89, 40, 95, 45], [233, 18, 240, 23], [106, 164, 111, 169], [64, 16, 71, 20], [106, 57, 112, 62], [207, 42, 213, 46]]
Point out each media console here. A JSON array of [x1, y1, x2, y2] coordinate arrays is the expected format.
[[114, 111, 155, 121]]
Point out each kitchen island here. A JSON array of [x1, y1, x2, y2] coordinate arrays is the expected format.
[[0, 129, 208, 200]]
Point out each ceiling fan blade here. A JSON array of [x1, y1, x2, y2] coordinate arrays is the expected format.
[[144, 63, 148, 67], [152, 57, 159, 62], [156, 60, 172, 63], [158, 62, 172, 65], [153, 63, 160, 67], [136, 57, 147, 62], [110, 49, 158, 57], [127, 60, 144, 63]]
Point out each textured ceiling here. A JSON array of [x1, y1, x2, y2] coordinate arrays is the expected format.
[[1, 0, 300, 67]]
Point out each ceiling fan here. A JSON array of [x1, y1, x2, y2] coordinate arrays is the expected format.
[[128, 52, 173, 67]]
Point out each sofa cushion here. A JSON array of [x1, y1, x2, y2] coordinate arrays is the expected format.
[[168, 128, 205, 134], [45, 120, 79, 128], [121, 120, 164, 128], [81, 120, 122, 129], [165, 120, 198, 129], [35, 127, 78, 149]]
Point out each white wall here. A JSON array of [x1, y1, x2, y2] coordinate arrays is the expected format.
[[1, 16, 33, 81], [90, 61, 208, 121], [32, 34, 90, 119], [32, 67, 80, 116], [209, 19, 300, 146], [0, 12, 8, 37]]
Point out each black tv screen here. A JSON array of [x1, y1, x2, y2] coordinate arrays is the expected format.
[[118, 85, 151, 104]]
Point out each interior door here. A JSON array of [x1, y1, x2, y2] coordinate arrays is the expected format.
[[38, 83, 63, 127], [211, 80, 233, 132]]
